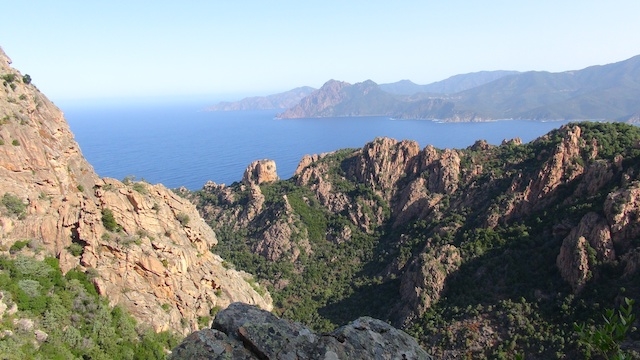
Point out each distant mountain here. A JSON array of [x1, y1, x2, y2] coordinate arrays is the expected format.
[[280, 55, 640, 121], [278, 79, 403, 118], [380, 70, 520, 95], [208, 86, 315, 111]]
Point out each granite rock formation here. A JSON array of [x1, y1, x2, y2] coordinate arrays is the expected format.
[[243, 159, 279, 186], [170, 302, 432, 360], [192, 120, 640, 357]]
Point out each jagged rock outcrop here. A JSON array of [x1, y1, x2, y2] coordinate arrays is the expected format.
[[556, 212, 615, 293], [347, 138, 421, 201], [0, 46, 272, 335], [242, 159, 278, 185], [396, 245, 461, 326], [170, 302, 432, 360]]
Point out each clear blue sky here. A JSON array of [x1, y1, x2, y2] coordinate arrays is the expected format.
[[1, 1, 639, 103]]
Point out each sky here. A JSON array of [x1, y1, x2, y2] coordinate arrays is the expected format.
[[1, 1, 640, 103]]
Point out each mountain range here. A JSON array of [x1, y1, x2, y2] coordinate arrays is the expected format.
[[210, 55, 640, 122]]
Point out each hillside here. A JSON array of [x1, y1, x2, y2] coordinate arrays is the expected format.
[[0, 47, 273, 357], [190, 122, 640, 358], [278, 79, 404, 118], [279, 55, 640, 121]]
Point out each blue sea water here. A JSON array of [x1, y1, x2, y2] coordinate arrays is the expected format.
[[64, 102, 572, 190]]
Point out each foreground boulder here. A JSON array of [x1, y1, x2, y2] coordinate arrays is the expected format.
[[170, 302, 432, 359]]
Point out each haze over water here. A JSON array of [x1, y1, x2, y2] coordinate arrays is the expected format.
[[65, 102, 572, 190]]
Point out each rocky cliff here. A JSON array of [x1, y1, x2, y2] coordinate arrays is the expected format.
[[0, 47, 272, 335], [191, 121, 640, 358]]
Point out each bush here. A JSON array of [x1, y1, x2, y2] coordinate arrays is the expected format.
[[197, 315, 211, 329], [132, 182, 148, 194], [575, 297, 637, 359], [1, 73, 16, 83], [67, 243, 84, 257], [22, 74, 31, 85], [2, 193, 26, 218], [0, 255, 179, 358], [11, 139, 19, 146], [176, 212, 190, 226], [9, 240, 29, 254], [101, 208, 121, 232]]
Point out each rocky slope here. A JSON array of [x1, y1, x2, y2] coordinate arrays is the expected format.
[[191, 121, 640, 358], [0, 47, 272, 335]]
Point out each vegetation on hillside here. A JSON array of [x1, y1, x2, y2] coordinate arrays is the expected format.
[[193, 122, 640, 358], [0, 253, 178, 359]]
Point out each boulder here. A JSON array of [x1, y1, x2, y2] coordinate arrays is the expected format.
[[170, 302, 432, 360]]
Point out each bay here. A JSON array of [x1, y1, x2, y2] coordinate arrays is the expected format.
[[64, 102, 571, 190]]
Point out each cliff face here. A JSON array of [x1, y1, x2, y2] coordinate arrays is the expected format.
[[192, 120, 640, 357], [0, 47, 271, 335]]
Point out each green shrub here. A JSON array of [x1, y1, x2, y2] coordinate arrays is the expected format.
[[210, 306, 222, 317], [18, 279, 41, 297], [67, 243, 84, 257], [575, 297, 637, 359], [9, 240, 29, 254], [132, 182, 148, 194], [2, 193, 26, 218], [76, 184, 84, 192], [101, 208, 121, 232], [102, 183, 115, 191], [22, 74, 31, 85], [0, 139, 4, 145], [197, 315, 211, 329], [11, 139, 19, 146], [1, 73, 16, 83], [176, 212, 190, 226], [0, 255, 179, 358]]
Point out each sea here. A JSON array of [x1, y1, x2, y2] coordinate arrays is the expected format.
[[63, 101, 572, 190]]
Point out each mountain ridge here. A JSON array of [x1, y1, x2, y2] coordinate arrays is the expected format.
[[273, 54, 640, 121]]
